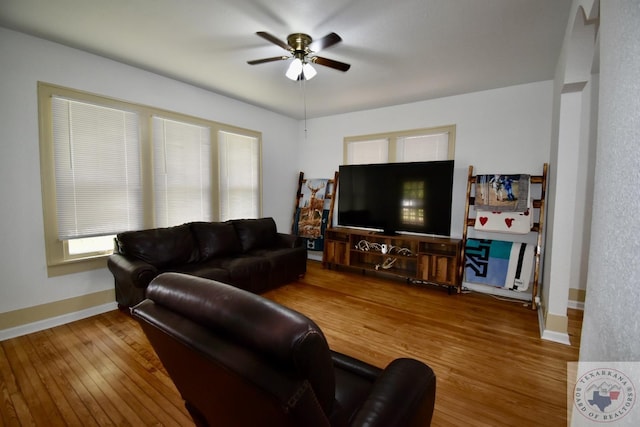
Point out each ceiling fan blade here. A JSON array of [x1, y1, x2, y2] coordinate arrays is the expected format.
[[247, 56, 289, 65], [309, 32, 342, 52], [312, 56, 351, 72], [255, 31, 291, 51]]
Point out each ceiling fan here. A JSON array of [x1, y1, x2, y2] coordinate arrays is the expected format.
[[247, 31, 351, 81]]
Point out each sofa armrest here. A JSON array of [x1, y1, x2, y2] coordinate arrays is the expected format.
[[350, 358, 436, 427], [107, 253, 159, 289], [275, 232, 302, 248]]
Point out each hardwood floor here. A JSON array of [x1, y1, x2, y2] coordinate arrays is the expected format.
[[0, 261, 582, 426]]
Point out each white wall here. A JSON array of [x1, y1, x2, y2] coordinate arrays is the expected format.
[[580, 0, 640, 361], [0, 27, 299, 314], [296, 81, 553, 241], [542, 1, 598, 344]]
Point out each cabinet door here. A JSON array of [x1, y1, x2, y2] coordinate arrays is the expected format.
[[418, 254, 457, 285], [325, 240, 348, 265]]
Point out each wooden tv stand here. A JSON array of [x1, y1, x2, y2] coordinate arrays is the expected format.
[[323, 227, 462, 293]]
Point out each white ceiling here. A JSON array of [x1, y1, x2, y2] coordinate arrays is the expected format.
[[0, 0, 572, 119]]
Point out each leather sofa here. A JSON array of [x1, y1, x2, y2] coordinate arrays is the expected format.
[[108, 217, 307, 308], [132, 272, 436, 427]]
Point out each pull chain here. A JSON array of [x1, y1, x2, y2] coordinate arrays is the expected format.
[[300, 78, 308, 136]]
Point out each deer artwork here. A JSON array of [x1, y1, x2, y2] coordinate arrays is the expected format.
[[298, 180, 326, 239]]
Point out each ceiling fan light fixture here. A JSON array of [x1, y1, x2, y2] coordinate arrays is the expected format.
[[286, 58, 303, 80], [302, 62, 317, 80], [249, 31, 350, 80]]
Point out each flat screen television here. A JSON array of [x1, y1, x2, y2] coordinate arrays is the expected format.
[[337, 160, 454, 236]]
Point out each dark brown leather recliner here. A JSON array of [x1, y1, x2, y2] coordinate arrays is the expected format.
[[132, 272, 436, 427]]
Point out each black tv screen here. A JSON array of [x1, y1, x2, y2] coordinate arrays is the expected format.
[[337, 160, 454, 236]]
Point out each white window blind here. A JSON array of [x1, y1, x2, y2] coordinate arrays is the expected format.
[[153, 117, 212, 227], [345, 126, 454, 166], [218, 131, 259, 221], [397, 132, 449, 161], [346, 138, 389, 164], [52, 97, 143, 240]]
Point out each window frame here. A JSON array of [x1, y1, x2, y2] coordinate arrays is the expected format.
[[343, 125, 456, 164], [38, 82, 262, 276]]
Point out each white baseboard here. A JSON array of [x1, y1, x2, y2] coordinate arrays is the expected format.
[[307, 252, 322, 262], [537, 307, 572, 345], [541, 329, 572, 345], [0, 302, 118, 341]]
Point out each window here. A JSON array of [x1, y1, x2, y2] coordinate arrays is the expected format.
[[153, 117, 212, 227], [67, 235, 116, 255], [51, 97, 143, 261], [345, 138, 389, 164], [218, 131, 261, 221], [38, 82, 262, 276], [344, 125, 456, 165], [396, 132, 450, 161]]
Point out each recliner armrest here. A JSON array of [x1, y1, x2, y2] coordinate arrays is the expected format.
[[350, 358, 436, 427], [107, 253, 159, 289], [331, 350, 382, 382]]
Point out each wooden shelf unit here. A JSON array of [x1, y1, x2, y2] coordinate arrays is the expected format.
[[323, 227, 462, 293]]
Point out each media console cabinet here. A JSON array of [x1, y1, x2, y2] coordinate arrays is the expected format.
[[323, 227, 462, 293]]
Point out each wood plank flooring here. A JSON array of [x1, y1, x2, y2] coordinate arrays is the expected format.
[[0, 261, 582, 426]]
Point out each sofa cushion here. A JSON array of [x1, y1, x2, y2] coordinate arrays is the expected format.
[[208, 256, 271, 293], [116, 224, 197, 268], [190, 221, 242, 261], [232, 218, 278, 252], [172, 264, 232, 284], [248, 246, 307, 286]]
